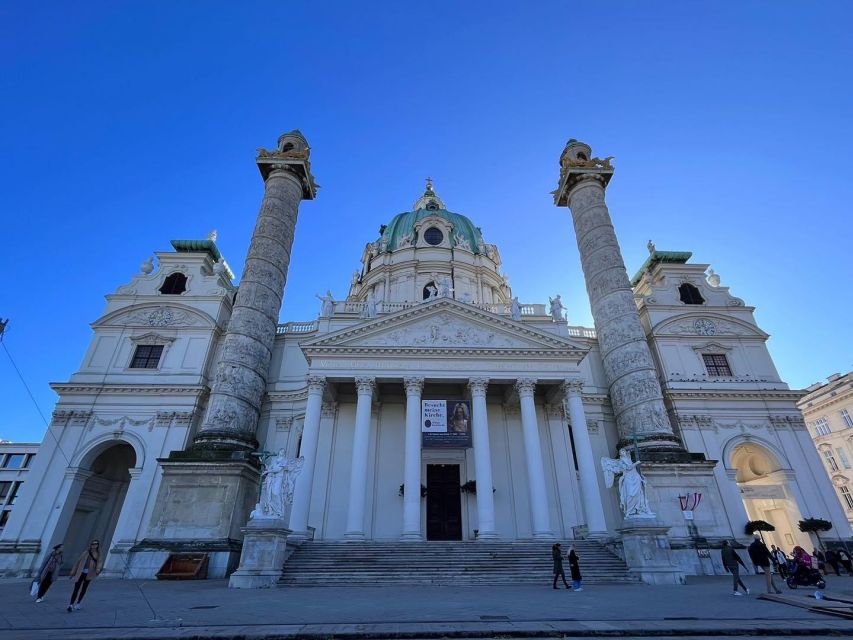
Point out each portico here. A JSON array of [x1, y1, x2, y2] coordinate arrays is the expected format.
[[278, 298, 606, 542]]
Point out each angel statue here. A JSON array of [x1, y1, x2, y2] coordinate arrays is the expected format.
[[601, 448, 655, 519], [548, 294, 566, 323], [252, 450, 304, 520]]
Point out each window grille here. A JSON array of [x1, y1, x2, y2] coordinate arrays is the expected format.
[[814, 417, 831, 436], [702, 353, 732, 377], [130, 344, 164, 369]]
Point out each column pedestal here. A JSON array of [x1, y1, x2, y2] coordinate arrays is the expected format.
[[228, 518, 293, 588], [617, 517, 685, 585]]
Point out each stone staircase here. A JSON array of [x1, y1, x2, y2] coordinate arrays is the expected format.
[[279, 540, 639, 586]]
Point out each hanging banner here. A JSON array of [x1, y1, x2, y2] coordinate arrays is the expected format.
[[422, 400, 472, 448]]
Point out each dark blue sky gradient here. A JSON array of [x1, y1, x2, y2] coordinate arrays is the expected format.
[[2, 2, 852, 441]]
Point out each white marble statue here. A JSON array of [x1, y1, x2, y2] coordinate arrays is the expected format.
[[601, 448, 655, 519], [437, 275, 452, 298], [510, 296, 522, 321], [361, 291, 377, 318], [252, 450, 304, 520], [425, 282, 439, 300], [315, 290, 335, 317], [548, 294, 565, 322]]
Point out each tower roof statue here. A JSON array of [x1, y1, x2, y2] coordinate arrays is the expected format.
[[379, 180, 485, 254]]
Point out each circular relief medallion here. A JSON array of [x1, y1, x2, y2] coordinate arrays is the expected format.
[[693, 318, 716, 336], [147, 307, 174, 326]]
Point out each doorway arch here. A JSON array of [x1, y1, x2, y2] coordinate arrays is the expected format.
[[62, 443, 136, 572], [727, 439, 810, 551]]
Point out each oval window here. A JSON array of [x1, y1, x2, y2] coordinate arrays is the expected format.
[[423, 227, 444, 246]]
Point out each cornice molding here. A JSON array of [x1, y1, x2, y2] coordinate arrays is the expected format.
[[665, 389, 804, 401], [50, 383, 208, 396]]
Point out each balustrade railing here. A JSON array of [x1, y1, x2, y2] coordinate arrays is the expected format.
[[276, 321, 319, 335]]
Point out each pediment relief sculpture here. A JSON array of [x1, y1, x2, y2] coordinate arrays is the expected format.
[[654, 315, 765, 338]]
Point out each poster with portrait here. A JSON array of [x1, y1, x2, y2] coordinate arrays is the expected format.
[[421, 400, 472, 448]]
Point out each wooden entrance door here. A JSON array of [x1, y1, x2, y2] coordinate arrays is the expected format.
[[426, 464, 462, 540]]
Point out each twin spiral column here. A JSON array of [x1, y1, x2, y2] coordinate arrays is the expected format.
[[193, 131, 317, 452], [553, 140, 679, 452]]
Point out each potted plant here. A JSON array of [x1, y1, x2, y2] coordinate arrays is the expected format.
[[798, 518, 833, 551], [398, 483, 428, 497], [744, 520, 775, 544]]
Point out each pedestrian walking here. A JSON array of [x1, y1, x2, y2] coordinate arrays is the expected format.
[[837, 548, 852, 575], [721, 540, 750, 596], [770, 545, 787, 578], [551, 543, 570, 589], [568, 545, 583, 591], [748, 534, 782, 594], [825, 549, 842, 576], [813, 548, 826, 574], [67, 540, 103, 612], [33, 544, 63, 602]]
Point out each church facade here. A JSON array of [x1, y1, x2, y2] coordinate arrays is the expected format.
[[1, 133, 849, 582]]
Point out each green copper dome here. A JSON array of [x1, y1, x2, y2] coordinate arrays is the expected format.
[[379, 182, 485, 254]]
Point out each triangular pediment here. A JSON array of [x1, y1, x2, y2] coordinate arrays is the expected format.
[[301, 298, 588, 358]]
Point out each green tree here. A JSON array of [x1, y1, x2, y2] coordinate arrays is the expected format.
[[744, 520, 775, 544], [798, 518, 833, 551]]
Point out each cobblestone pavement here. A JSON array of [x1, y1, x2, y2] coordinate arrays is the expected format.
[[1, 574, 853, 639]]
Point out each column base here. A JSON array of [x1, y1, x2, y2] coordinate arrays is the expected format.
[[344, 531, 365, 541], [532, 530, 555, 540], [400, 532, 423, 541], [475, 530, 499, 540], [585, 530, 611, 540]]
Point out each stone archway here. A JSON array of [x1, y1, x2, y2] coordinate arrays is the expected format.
[[62, 443, 136, 572], [729, 441, 810, 552]]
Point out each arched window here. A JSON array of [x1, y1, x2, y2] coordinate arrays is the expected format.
[[576, 152, 588, 161], [423, 282, 438, 300], [159, 272, 187, 295], [678, 283, 704, 305]]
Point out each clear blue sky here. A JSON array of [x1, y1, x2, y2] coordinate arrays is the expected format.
[[2, 2, 851, 442]]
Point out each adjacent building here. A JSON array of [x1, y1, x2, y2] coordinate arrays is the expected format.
[[798, 371, 853, 528], [0, 441, 38, 535]]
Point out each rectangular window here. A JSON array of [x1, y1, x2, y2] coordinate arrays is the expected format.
[[841, 486, 853, 510], [814, 417, 831, 436], [2, 454, 25, 469], [837, 448, 852, 469], [0, 482, 10, 503], [823, 449, 839, 472], [0, 510, 9, 528], [6, 482, 19, 505], [842, 409, 853, 428], [129, 344, 164, 369], [702, 353, 732, 377]]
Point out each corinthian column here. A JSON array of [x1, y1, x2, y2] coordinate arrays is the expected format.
[[553, 140, 679, 452], [468, 377, 497, 539], [193, 131, 317, 452], [345, 377, 375, 539], [401, 377, 424, 540], [516, 378, 553, 539]]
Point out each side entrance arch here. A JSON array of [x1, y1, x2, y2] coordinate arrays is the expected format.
[[62, 443, 136, 572], [728, 440, 811, 551]]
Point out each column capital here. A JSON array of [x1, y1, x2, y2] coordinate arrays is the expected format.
[[515, 378, 537, 398], [403, 377, 425, 396], [306, 375, 326, 395], [468, 377, 489, 397], [553, 139, 613, 207], [256, 131, 318, 199], [354, 377, 375, 396], [562, 378, 585, 398]]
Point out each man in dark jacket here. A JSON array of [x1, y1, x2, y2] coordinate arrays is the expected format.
[[721, 540, 750, 596], [748, 534, 782, 594]]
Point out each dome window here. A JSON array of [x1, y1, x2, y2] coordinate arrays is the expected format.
[[678, 283, 704, 305], [425, 201, 439, 211], [424, 227, 444, 246], [159, 272, 187, 295]]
